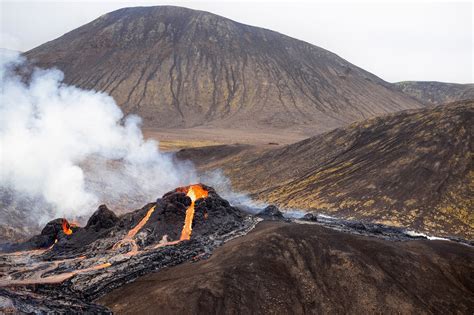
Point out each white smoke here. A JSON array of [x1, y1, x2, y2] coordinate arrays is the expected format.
[[0, 51, 198, 222], [201, 169, 267, 213]]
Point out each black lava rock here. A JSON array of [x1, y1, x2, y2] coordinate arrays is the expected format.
[[86, 205, 119, 231], [257, 205, 287, 221], [302, 213, 318, 222]]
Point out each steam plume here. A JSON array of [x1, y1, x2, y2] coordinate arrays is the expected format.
[[0, 51, 197, 222]]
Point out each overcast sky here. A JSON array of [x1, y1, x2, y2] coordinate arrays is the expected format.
[[1, 0, 472, 83]]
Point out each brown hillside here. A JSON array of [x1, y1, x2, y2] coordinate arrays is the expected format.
[[178, 101, 474, 239], [396, 81, 474, 105], [98, 221, 474, 314], [24, 6, 422, 132]]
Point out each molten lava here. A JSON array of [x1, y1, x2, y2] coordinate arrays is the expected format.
[[127, 205, 156, 238], [180, 184, 208, 240], [62, 219, 73, 235], [112, 205, 156, 256]]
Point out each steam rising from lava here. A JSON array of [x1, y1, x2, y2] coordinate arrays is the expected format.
[[0, 51, 198, 223]]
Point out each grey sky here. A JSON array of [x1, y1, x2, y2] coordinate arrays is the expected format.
[[1, 0, 472, 83]]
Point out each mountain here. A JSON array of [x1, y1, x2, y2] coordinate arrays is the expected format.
[[98, 221, 474, 313], [396, 81, 474, 105], [178, 101, 474, 239], [24, 6, 422, 132]]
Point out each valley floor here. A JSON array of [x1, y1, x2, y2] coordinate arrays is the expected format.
[[144, 127, 311, 151]]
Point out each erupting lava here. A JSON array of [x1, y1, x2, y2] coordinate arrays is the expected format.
[[179, 184, 209, 240], [62, 219, 73, 235], [112, 184, 208, 255]]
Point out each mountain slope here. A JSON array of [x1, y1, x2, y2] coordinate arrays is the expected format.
[[178, 101, 474, 239], [98, 221, 474, 313], [396, 81, 474, 105], [24, 6, 422, 132]]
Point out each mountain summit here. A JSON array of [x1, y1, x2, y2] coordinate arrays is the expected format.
[[25, 6, 422, 131]]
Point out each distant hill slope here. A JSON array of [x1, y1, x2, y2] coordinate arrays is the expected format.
[[396, 81, 474, 105], [178, 101, 474, 239], [24, 6, 422, 132], [99, 221, 474, 313]]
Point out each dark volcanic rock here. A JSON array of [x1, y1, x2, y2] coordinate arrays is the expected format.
[[86, 204, 119, 231], [40, 218, 64, 237], [0, 288, 112, 314], [302, 213, 318, 222], [0, 184, 259, 313], [37, 184, 249, 257], [3, 219, 63, 252], [257, 205, 287, 221]]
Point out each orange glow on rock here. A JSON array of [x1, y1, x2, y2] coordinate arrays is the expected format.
[[62, 219, 73, 235], [179, 184, 208, 240]]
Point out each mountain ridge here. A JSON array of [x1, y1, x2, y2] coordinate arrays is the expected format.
[[396, 81, 474, 105], [24, 5, 422, 132]]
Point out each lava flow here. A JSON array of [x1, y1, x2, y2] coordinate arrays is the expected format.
[[112, 205, 156, 255], [179, 184, 209, 240], [62, 219, 74, 235], [0, 184, 259, 313], [127, 205, 156, 238]]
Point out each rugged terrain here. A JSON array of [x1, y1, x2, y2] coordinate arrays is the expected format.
[[0, 185, 258, 312], [98, 221, 474, 314], [177, 101, 474, 239], [396, 81, 474, 105], [24, 6, 422, 132], [2, 182, 473, 314]]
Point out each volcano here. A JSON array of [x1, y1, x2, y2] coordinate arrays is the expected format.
[[23, 6, 422, 133], [1, 185, 473, 313], [0, 185, 259, 312]]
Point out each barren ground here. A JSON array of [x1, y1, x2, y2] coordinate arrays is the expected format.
[[144, 127, 310, 151], [98, 221, 474, 314]]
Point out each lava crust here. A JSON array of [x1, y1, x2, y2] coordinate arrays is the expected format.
[[0, 185, 258, 313]]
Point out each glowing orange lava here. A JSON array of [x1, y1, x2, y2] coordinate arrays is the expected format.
[[127, 205, 156, 238], [180, 184, 208, 240], [112, 205, 156, 255], [62, 219, 73, 235]]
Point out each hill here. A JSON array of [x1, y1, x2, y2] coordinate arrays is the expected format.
[[396, 81, 474, 105], [24, 6, 421, 132], [178, 101, 474, 239], [98, 221, 474, 313]]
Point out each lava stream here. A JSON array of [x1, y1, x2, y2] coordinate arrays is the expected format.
[[127, 205, 156, 238], [112, 205, 156, 255], [180, 184, 208, 240]]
